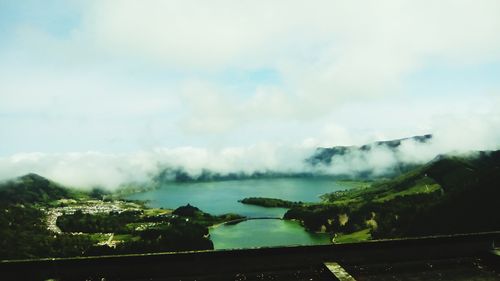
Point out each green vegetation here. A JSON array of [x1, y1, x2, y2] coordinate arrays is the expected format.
[[373, 180, 440, 203], [1, 148, 499, 258], [0, 173, 80, 205], [172, 204, 245, 226], [285, 150, 500, 242], [0, 174, 240, 260], [239, 197, 303, 208], [57, 210, 143, 233], [0, 204, 94, 260], [334, 229, 371, 244], [334, 180, 372, 189], [143, 208, 171, 217], [85, 215, 214, 256], [0, 174, 95, 259]]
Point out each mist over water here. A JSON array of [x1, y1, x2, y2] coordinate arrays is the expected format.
[[1, 118, 499, 190]]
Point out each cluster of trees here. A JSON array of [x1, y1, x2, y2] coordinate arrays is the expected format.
[[284, 204, 363, 233], [172, 204, 204, 217], [57, 210, 143, 233], [0, 205, 94, 260], [172, 204, 244, 226], [86, 217, 214, 256]]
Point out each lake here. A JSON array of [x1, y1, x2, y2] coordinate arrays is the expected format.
[[209, 219, 331, 249], [127, 178, 350, 249]]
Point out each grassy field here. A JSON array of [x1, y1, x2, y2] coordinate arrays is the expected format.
[[320, 180, 372, 204], [113, 234, 140, 243], [142, 208, 172, 216], [88, 233, 110, 243], [334, 229, 371, 244], [335, 180, 372, 189], [373, 181, 441, 202]]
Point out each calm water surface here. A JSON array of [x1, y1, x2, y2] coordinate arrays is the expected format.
[[127, 178, 348, 249], [210, 219, 331, 249], [128, 178, 347, 217]]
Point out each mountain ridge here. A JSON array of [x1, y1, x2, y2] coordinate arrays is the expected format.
[[152, 134, 434, 183], [307, 134, 433, 165]]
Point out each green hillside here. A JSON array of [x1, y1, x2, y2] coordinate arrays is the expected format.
[[0, 174, 232, 260], [408, 151, 500, 236], [285, 150, 500, 240], [0, 173, 79, 206]]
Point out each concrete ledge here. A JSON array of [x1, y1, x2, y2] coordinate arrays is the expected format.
[[1, 231, 499, 280]]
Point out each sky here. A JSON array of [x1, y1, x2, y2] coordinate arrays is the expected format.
[[1, 1, 500, 187]]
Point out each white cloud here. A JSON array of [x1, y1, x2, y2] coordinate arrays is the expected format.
[[1, 109, 499, 189], [0, 144, 316, 189], [83, 0, 500, 67], [76, 0, 500, 132], [1, 0, 499, 153]]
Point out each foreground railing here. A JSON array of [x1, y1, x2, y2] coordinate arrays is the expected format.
[[1, 231, 499, 280]]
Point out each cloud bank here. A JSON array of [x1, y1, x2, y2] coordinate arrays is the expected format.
[[1, 112, 499, 189], [0, 144, 315, 189], [80, 0, 500, 132]]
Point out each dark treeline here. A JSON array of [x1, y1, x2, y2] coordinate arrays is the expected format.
[[239, 197, 303, 208], [86, 217, 213, 256], [57, 210, 143, 233]]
